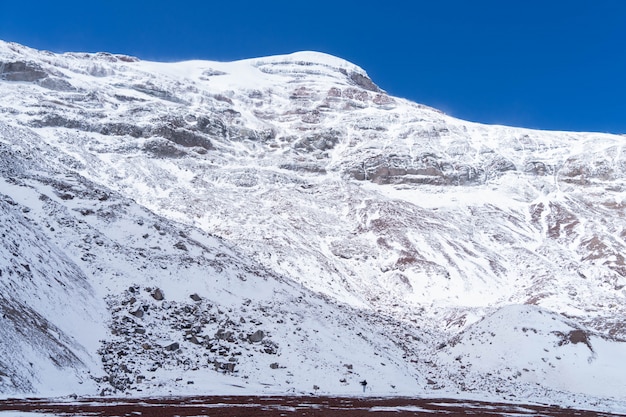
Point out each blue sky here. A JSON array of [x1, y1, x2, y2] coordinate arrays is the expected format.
[[1, 1, 625, 133]]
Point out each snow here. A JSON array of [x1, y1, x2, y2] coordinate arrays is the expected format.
[[1, 39, 626, 413], [434, 305, 626, 408]]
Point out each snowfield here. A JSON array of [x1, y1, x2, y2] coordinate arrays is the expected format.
[[1, 40, 626, 413]]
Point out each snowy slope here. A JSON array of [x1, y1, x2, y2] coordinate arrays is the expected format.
[[1, 40, 626, 411], [435, 305, 626, 402], [0, 195, 103, 396]]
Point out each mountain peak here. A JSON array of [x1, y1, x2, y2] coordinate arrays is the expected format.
[[249, 50, 365, 73], [1, 40, 626, 411], [244, 51, 381, 92]]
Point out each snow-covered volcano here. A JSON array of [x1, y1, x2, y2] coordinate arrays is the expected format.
[[1, 40, 626, 410]]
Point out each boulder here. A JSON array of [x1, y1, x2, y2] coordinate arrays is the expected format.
[[151, 288, 164, 301], [164, 342, 179, 352], [219, 362, 236, 372], [248, 330, 265, 343]]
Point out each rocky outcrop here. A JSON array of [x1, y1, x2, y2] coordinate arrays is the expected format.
[[148, 126, 213, 150], [37, 77, 76, 91], [348, 71, 381, 92], [0, 61, 48, 82]]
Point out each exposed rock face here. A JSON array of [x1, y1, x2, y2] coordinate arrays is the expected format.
[[0, 61, 48, 81], [38, 77, 76, 91], [148, 126, 213, 150], [348, 71, 381, 92]]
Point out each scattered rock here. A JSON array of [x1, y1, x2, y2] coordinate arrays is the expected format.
[[130, 308, 144, 318], [190, 293, 202, 302], [215, 362, 236, 373], [560, 329, 594, 352], [151, 288, 164, 301], [57, 193, 75, 200], [248, 330, 265, 343], [174, 241, 188, 251], [216, 328, 236, 342], [164, 342, 179, 352]]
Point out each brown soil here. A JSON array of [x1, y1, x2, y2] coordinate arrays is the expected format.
[[0, 395, 623, 416]]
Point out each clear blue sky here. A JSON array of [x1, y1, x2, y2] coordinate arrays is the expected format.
[[1, 1, 625, 133]]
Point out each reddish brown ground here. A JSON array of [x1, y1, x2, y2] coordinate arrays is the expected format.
[[0, 395, 624, 416]]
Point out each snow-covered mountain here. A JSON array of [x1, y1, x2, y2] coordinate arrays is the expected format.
[[1, 40, 626, 410]]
